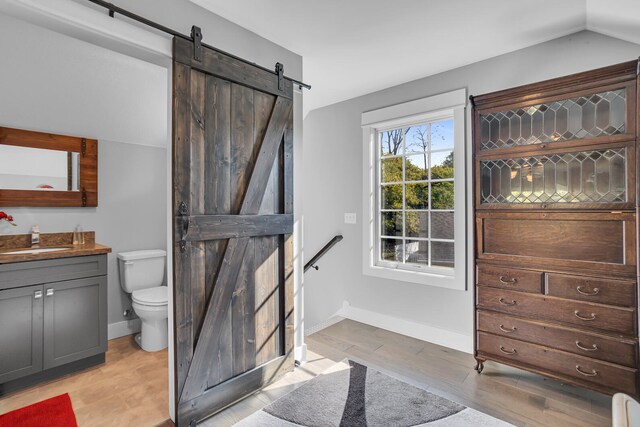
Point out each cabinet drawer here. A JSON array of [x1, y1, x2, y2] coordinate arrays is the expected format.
[[476, 211, 636, 276], [0, 255, 107, 290], [546, 273, 636, 307], [477, 265, 542, 293], [477, 310, 638, 367], [477, 331, 638, 395], [477, 287, 636, 335]]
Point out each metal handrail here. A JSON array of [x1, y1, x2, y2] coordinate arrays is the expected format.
[[304, 235, 343, 272]]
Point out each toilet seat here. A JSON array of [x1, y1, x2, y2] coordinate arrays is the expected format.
[[132, 286, 168, 307]]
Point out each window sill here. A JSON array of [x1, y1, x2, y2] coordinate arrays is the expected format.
[[363, 263, 465, 290]]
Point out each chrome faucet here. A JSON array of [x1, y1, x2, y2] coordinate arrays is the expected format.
[[31, 225, 40, 247]]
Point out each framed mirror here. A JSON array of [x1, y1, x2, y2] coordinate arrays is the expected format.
[[0, 127, 98, 207]]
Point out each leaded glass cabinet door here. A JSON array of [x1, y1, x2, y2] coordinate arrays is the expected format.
[[474, 79, 637, 210]]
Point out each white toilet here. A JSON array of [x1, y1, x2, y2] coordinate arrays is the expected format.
[[117, 249, 168, 352]]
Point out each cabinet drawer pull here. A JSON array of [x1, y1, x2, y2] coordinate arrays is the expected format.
[[576, 286, 600, 296], [499, 346, 517, 355], [46, 288, 54, 297], [575, 365, 598, 377], [498, 298, 517, 306], [499, 276, 518, 284], [574, 310, 596, 321], [34, 290, 42, 299], [575, 341, 598, 352], [499, 324, 517, 333]]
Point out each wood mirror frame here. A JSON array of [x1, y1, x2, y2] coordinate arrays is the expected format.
[[0, 127, 98, 207]]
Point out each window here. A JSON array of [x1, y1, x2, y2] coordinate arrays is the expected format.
[[379, 119, 455, 269], [362, 89, 466, 289]]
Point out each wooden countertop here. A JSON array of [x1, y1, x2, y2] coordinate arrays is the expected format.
[[0, 243, 112, 264]]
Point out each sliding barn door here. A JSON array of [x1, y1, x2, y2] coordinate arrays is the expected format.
[[172, 37, 295, 426]]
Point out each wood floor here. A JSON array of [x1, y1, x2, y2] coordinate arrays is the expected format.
[[202, 318, 612, 427], [305, 319, 612, 427], [0, 335, 169, 427], [0, 319, 613, 427]]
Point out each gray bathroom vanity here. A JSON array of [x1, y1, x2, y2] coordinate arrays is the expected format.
[[0, 236, 111, 395]]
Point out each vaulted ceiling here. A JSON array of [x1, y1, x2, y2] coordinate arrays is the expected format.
[[190, 0, 640, 115]]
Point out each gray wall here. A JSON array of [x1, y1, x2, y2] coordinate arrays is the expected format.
[[0, 12, 169, 334], [79, 0, 303, 80], [0, 2, 304, 348], [303, 31, 640, 346], [0, 2, 303, 419], [103, 0, 306, 355], [2, 141, 167, 331]]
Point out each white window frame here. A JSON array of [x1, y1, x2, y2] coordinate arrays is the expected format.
[[361, 89, 467, 290]]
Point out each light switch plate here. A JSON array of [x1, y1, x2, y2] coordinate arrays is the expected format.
[[344, 213, 357, 224]]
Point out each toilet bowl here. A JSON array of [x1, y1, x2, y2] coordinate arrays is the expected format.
[[117, 249, 168, 352], [132, 286, 168, 352]]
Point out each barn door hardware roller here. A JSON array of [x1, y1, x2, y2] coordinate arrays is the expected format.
[[178, 201, 190, 252], [276, 62, 284, 91], [191, 26, 203, 61]]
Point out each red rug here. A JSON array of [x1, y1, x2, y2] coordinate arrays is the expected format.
[[0, 393, 78, 427]]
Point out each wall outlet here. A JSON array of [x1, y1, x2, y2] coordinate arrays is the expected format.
[[344, 213, 357, 224]]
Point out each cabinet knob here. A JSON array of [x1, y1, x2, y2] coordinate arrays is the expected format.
[[34, 290, 42, 299], [46, 289, 54, 297]]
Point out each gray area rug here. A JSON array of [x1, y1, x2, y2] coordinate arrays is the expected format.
[[235, 359, 513, 426]]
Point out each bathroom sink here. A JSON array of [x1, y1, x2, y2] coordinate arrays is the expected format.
[[2, 247, 68, 255]]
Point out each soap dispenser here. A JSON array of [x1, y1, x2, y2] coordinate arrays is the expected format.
[[73, 225, 84, 246], [31, 225, 40, 247]]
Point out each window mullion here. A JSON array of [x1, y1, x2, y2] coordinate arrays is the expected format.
[[402, 128, 406, 265], [427, 122, 432, 267], [376, 133, 380, 264]]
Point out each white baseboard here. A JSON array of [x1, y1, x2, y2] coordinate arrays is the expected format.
[[108, 318, 141, 340], [305, 315, 345, 336], [337, 301, 473, 354]]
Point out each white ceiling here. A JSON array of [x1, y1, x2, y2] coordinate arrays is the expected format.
[[190, 0, 640, 115]]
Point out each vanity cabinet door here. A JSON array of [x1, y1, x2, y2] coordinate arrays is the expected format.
[[43, 276, 107, 369], [0, 285, 43, 383]]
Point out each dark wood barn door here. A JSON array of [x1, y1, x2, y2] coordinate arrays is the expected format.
[[172, 37, 295, 426]]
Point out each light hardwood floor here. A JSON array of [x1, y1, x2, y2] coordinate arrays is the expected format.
[[203, 318, 612, 427], [0, 335, 169, 427], [1, 320, 613, 427], [304, 319, 612, 427]]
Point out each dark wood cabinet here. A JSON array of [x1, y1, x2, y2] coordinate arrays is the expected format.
[[472, 59, 640, 396]]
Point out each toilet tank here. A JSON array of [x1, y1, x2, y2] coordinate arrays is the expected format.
[[117, 249, 166, 293]]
